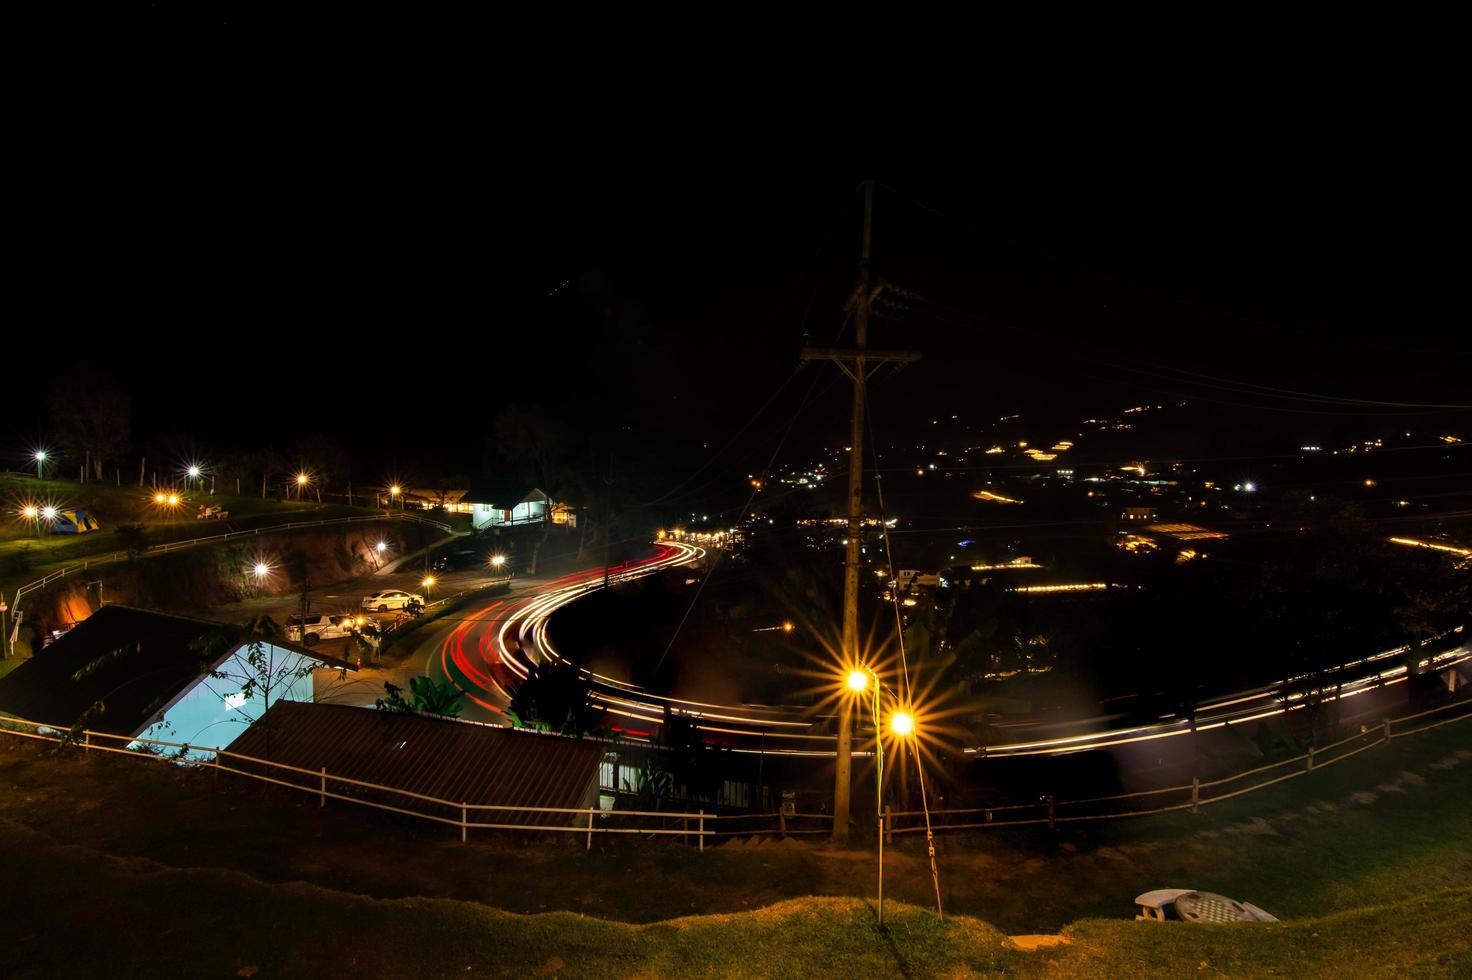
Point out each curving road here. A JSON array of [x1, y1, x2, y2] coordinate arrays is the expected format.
[[419, 541, 1470, 758]]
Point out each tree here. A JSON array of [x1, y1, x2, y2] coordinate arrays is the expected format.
[[47, 363, 131, 481], [505, 660, 603, 736], [113, 523, 149, 561], [493, 406, 578, 575], [375, 675, 463, 717]]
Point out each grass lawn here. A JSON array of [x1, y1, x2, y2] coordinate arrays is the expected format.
[[1, 815, 1466, 977], [0, 474, 385, 582], [0, 708, 1468, 940]]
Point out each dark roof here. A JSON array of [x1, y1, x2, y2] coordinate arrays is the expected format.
[[464, 478, 545, 507], [0, 605, 351, 737], [226, 701, 604, 825]]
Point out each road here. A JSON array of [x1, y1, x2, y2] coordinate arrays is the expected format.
[[407, 539, 1471, 762]]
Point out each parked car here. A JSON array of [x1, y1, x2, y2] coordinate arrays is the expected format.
[[361, 589, 423, 613], [286, 614, 354, 645]]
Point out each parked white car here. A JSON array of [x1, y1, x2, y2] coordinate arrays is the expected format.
[[286, 614, 355, 645], [361, 589, 423, 613]]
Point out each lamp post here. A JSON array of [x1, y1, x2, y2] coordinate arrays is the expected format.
[[34, 451, 47, 481], [389, 484, 402, 511], [296, 473, 309, 501], [490, 553, 506, 581], [21, 504, 40, 540], [845, 666, 915, 928]]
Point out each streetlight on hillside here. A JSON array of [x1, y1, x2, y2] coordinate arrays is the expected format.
[[845, 665, 918, 928], [21, 504, 40, 539], [34, 450, 47, 481]]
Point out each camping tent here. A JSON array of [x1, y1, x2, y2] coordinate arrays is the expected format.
[[49, 509, 100, 534]]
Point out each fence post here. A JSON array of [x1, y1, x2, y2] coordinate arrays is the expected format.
[[1191, 777, 1200, 813], [586, 809, 594, 850], [1046, 794, 1055, 830], [1307, 746, 1315, 771], [699, 810, 704, 852], [779, 809, 786, 837], [884, 804, 893, 844], [461, 803, 467, 843], [1383, 717, 1393, 741], [83, 730, 90, 753], [319, 767, 326, 808]]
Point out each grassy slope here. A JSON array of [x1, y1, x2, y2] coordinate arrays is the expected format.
[[0, 816, 1466, 978], [3, 716, 1466, 938]]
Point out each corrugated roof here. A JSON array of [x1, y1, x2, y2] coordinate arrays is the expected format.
[[0, 605, 353, 737], [226, 701, 604, 826]]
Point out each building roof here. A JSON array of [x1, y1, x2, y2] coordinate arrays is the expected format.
[[464, 478, 547, 508], [0, 605, 351, 737], [226, 701, 604, 825]]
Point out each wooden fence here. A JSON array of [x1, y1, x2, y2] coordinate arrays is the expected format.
[[1, 693, 1468, 846]]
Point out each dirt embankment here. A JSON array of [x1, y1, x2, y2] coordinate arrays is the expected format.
[[23, 524, 419, 636]]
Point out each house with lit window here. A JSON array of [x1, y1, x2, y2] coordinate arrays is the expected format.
[[465, 479, 576, 531], [0, 605, 354, 756]]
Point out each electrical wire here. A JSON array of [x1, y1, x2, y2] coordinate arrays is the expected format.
[[866, 398, 943, 919], [650, 367, 826, 676]]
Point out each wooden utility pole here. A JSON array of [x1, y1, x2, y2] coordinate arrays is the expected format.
[[801, 179, 919, 844]]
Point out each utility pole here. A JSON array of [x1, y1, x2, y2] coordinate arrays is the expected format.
[[801, 179, 919, 844]]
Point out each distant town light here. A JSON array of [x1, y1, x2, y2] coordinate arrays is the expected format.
[[1242, 482, 1257, 493]]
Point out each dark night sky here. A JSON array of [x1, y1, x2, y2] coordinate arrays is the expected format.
[[7, 66, 1468, 503]]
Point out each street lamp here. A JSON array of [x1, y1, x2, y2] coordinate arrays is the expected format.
[[21, 504, 40, 539], [34, 450, 47, 480], [389, 484, 402, 511], [845, 665, 917, 928]]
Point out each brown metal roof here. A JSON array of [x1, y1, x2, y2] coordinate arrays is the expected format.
[[226, 701, 604, 826]]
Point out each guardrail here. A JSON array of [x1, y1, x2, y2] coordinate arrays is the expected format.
[[5, 513, 455, 653], [1, 693, 1468, 847]]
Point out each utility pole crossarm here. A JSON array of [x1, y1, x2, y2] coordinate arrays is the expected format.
[[799, 348, 923, 366]]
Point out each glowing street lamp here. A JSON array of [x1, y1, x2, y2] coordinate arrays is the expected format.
[[844, 664, 919, 927], [389, 484, 402, 511], [34, 450, 47, 480], [253, 562, 271, 579], [21, 503, 41, 539], [375, 541, 388, 554]]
